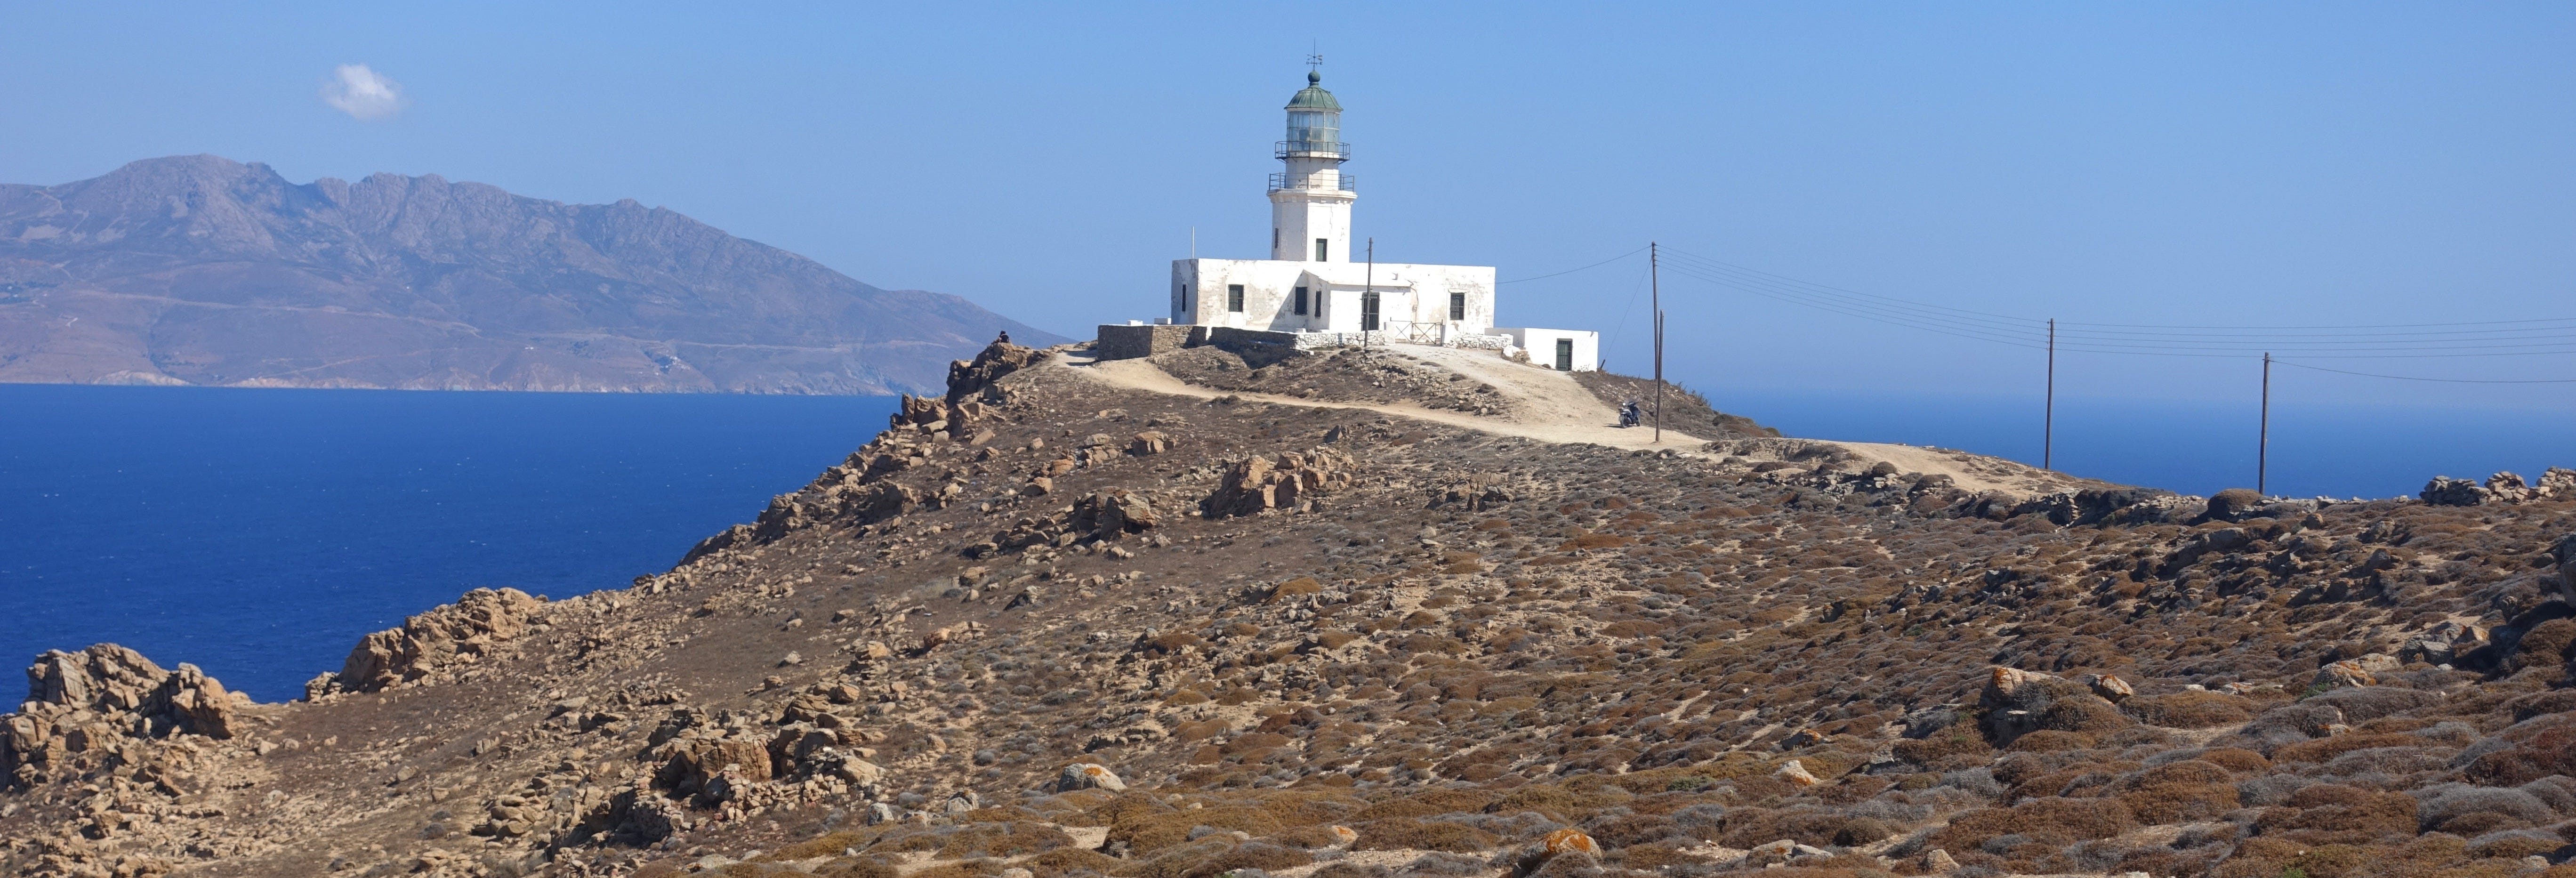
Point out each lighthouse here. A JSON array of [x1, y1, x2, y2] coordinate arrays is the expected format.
[[1270, 70, 1354, 263], [1114, 64, 1598, 373]]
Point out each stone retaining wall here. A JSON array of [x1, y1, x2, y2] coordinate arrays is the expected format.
[[1095, 324, 1192, 361]]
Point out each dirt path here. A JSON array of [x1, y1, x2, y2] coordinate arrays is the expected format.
[[1062, 349, 1702, 451], [1054, 346, 2095, 497]]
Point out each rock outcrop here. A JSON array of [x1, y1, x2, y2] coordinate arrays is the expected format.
[[2422, 468, 2576, 506], [4, 645, 238, 789], [327, 588, 546, 694], [1202, 449, 1354, 517], [1054, 763, 1125, 792], [946, 341, 1041, 404], [1977, 666, 2129, 746], [1069, 490, 1159, 540]]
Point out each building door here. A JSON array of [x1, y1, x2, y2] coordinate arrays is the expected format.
[[1361, 291, 1380, 331], [1554, 338, 1573, 371]]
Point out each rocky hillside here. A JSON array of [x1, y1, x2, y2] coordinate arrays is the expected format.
[[0, 155, 1063, 395], [3, 339, 2575, 878]]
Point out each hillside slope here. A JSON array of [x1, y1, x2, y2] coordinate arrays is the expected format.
[[3, 339, 2574, 878], [0, 155, 1064, 395]]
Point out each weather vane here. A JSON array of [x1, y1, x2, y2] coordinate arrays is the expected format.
[[1307, 44, 1322, 75]]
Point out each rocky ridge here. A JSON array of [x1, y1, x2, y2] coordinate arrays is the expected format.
[[1, 339, 2573, 878]]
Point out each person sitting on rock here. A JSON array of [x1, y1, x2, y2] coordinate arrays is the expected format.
[[996, 330, 1012, 345]]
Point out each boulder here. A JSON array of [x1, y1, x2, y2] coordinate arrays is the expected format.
[[1129, 431, 1170, 456], [1775, 759, 1820, 786], [2079, 673, 2135, 703], [2537, 467, 2576, 499], [334, 588, 546, 693], [1923, 849, 1960, 873], [2422, 476, 2491, 507], [1203, 449, 1355, 517], [2399, 621, 2489, 666], [947, 342, 1039, 404], [1055, 762, 1125, 792], [892, 394, 946, 428], [2312, 653, 2400, 691], [828, 756, 883, 787], [2487, 472, 2536, 503], [1070, 490, 1159, 540], [658, 734, 774, 802]]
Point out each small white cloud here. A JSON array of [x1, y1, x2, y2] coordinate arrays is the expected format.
[[320, 64, 406, 120]]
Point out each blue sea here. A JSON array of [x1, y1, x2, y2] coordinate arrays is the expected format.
[[5, 383, 2571, 708], [0, 385, 897, 707], [1712, 389, 2576, 501]]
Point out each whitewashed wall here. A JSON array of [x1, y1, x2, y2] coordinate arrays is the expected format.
[[1499, 327, 1601, 372], [1171, 258, 1497, 336]]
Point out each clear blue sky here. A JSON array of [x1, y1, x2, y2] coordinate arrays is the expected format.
[[6, 2, 2571, 410]]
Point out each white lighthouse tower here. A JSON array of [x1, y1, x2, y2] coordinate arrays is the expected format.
[[1124, 64, 1599, 373], [1269, 69, 1354, 263]]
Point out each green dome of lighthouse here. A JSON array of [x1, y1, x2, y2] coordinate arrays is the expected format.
[[1286, 70, 1341, 111]]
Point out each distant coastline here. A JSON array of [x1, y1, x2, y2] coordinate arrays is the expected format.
[[0, 155, 1066, 396]]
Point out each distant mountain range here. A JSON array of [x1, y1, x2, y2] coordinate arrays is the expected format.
[[0, 155, 1063, 395]]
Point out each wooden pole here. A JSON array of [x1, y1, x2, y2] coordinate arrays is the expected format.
[[2259, 352, 2272, 496], [1651, 242, 1663, 443], [2044, 318, 2055, 471]]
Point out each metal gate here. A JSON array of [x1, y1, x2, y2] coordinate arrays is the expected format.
[[1381, 320, 1443, 345]]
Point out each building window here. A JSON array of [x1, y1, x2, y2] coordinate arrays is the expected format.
[[1294, 286, 1308, 315], [1272, 228, 1280, 250], [1314, 238, 1328, 262], [1227, 284, 1245, 313], [1450, 292, 1466, 321]]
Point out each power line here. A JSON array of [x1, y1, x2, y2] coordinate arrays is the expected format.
[[1602, 259, 1655, 358], [1642, 243, 2576, 381], [1654, 245, 2576, 352], [2273, 360, 2576, 384], [1498, 245, 1650, 284]]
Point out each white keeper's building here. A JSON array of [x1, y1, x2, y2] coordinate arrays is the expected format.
[[1159, 69, 1599, 372]]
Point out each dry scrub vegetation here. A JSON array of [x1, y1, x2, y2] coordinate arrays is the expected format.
[[4, 341, 2575, 878]]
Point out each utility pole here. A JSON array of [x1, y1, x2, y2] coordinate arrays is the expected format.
[[2259, 352, 2272, 496], [1651, 242, 1663, 443], [2044, 318, 2055, 471]]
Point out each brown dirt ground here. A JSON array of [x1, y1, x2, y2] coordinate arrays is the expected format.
[[4, 340, 2574, 878]]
